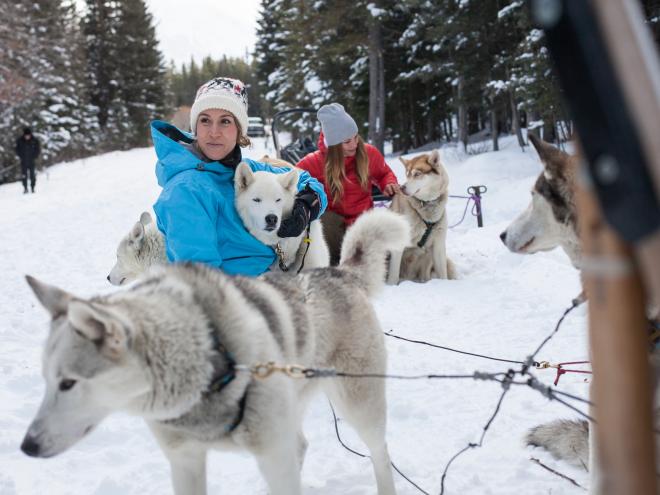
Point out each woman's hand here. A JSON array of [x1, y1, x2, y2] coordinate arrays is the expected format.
[[277, 187, 321, 238], [383, 183, 401, 197]]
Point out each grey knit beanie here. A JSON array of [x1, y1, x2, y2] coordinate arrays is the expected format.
[[317, 103, 358, 147]]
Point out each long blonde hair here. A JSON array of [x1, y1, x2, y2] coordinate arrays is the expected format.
[[325, 136, 369, 204]]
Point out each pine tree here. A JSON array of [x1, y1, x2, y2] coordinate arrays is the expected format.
[[83, 0, 121, 137], [32, 0, 100, 162], [0, 0, 100, 167], [114, 0, 168, 148]]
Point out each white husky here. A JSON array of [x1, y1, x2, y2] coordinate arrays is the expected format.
[[108, 164, 329, 285], [107, 211, 166, 285], [21, 208, 409, 495], [235, 162, 329, 273]]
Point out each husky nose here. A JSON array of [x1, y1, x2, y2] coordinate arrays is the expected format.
[[21, 435, 41, 457], [265, 214, 278, 227], [499, 231, 507, 244]]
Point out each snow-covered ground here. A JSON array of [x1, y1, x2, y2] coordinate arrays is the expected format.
[[0, 134, 589, 494]]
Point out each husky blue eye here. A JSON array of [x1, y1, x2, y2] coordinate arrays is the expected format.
[[253, 198, 261, 203], [59, 379, 77, 391]]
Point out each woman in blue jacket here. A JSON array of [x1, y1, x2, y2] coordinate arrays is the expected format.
[[153, 77, 327, 276]]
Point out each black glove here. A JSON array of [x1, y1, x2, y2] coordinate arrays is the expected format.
[[277, 186, 321, 238]]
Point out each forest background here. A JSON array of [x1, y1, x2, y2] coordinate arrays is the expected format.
[[2, 0, 659, 174]]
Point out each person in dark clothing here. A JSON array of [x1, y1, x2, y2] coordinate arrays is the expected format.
[[15, 127, 40, 193]]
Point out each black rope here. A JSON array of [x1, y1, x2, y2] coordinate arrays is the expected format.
[[524, 300, 581, 374], [439, 370, 514, 494], [385, 331, 533, 366], [328, 401, 431, 495], [522, 375, 594, 406], [322, 370, 508, 382], [297, 300, 586, 494], [295, 224, 312, 274]]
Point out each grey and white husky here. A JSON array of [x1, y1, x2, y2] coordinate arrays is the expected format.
[[21, 208, 409, 495], [234, 162, 330, 273]]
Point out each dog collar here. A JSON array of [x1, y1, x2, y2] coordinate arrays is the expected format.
[[413, 194, 445, 209]]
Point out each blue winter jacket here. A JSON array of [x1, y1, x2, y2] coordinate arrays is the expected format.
[[151, 120, 327, 276]]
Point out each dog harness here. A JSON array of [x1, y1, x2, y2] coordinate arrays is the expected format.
[[410, 195, 445, 248], [205, 330, 248, 433], [417, 219, 439, 248]]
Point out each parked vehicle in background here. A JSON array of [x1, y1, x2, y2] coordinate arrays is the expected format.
[[247, 116, 266, 137], [248, 117, 266, 137]]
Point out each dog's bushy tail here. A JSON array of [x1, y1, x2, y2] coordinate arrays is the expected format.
[[526, 419, 589, 468], [339, 209, 410, 296]]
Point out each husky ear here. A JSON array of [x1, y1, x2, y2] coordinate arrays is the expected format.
[[398, 156, 409, 167], [129, 221, 145, 247], [25, 275, 73, 319], [235, 162, 255, 192], [427, 150, 442, 170], [139, 211, 153, 226], [528, 133, 569, 176], [68, 300, 129, 359], [277, 169, 299, 192]]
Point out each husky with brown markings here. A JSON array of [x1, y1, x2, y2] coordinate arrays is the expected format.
[[500, 133, 581, 267], [387, 150, 454, 284], [502, 135, 660, 490]]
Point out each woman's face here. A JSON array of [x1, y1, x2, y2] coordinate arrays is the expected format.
[[195, 109, 239, 161], [341, 135, 359, 157]]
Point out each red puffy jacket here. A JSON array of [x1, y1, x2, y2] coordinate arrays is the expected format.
[[295, 133, 398, 225]]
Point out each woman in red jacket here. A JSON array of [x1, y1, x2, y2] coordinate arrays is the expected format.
[[296, 103, 400, 265]]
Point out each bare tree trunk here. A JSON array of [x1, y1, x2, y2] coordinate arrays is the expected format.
[[425, 85, 434, 142], [543, 118, 557, 143], [528, 109, 541, 142], [509, 90, 525, 148], [368, 6, 385, 153], [490, 102, 499, 151], [457, 76, 468, 152]]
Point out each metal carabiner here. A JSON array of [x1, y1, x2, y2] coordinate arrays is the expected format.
[[252, 362, 276, 379]]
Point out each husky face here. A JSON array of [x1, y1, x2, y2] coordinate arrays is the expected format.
[[21, 277, 149, 458], [500, 135, 579, 261], [108, 212, 158, 286], [235, 162, 299, 244], [501, 186, 565, 254], [398, 150, 449, 202]]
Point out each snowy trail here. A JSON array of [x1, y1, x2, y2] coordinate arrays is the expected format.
[[0, 136, 589, 494]]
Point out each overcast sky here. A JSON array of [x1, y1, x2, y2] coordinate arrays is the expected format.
[[147, 0, 262, 67], [75, 0, 262, 67]]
